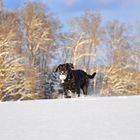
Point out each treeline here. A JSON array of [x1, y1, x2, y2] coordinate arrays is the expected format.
[[0, 1, 140, 101], [0, 1, 61, 101]]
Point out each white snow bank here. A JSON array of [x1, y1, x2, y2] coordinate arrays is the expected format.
[[0, 96, 140, 140]]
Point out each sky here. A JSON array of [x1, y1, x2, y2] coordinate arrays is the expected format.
[[4, 0, 140, 30]]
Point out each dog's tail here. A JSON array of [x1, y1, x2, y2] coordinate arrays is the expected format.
[[87, 72, 96, 79]]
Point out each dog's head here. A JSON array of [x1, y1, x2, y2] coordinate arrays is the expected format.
[[55, 63, 74, 83], [55, 63, 74, 74]]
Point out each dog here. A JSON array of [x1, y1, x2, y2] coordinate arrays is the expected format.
[[55, 63, 96, 98]]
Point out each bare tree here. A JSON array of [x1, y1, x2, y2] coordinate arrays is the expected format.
[[104, 20, 130, 68], [20, 2, 52, 68], [0, 0, 3, 21], [0, 1, 62, 101], [0, 10, 39, 101], [132, 23, 140, 71], [100, 20, 140, 96], [70, 11, 102, 72]]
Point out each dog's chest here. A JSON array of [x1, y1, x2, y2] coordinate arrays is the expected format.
[[64, 79, 76, 90]]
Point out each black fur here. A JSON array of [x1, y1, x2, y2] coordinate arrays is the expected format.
[[56, 63, 96, 98]]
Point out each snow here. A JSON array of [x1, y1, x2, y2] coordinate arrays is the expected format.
[[0, 96, 140, 140]]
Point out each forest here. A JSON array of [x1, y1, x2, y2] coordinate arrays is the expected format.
[[0, 0, 140, 101]]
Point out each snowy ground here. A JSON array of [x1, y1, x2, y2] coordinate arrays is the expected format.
[[0, 96, 140, 140]]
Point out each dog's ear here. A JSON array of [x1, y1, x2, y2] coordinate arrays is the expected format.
[[67, 63, 74, 69], [55, 64, 61, 72], [70, 63, 74, 69], [55, 67, 58, 72]]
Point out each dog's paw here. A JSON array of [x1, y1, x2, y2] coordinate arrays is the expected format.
[[65, 95, 71, 98]]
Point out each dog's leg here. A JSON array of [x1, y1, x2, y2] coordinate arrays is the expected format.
[[64, 89, 68, 97], [77, 89, 80, 97], [82, 85, 88, 95], [74, 81, 81, 97], [82, 80, 89, 96], [64, 88, 71, 98], [76, 84, 81, 97]]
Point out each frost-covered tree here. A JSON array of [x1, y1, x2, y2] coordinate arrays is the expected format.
[[0, 1, 62, 101], [104, 20, 131, 68], [0, 10, 39, 101], [69, 11, 102, 72], [101, 20, 140, 96]]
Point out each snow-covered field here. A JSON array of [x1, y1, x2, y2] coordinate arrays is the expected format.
[[0, 96, 140, 140]]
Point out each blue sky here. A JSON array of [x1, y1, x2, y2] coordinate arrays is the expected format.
[[4, 0, 140, 29]]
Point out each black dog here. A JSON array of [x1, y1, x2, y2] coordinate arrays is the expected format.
[[55, 63, 96, 98]]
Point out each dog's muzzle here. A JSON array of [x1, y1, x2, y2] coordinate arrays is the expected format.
[[59, 74, 66, 83]]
